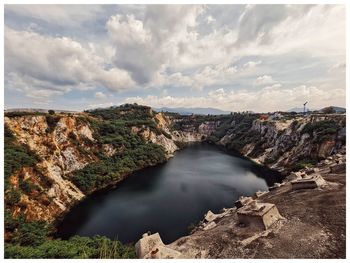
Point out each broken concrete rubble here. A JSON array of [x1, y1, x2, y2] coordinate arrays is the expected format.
[[135, 232, 183, 259], [254, 190, 268, 198], [237, 201, 282, 230], [235, 196, 253, 209]]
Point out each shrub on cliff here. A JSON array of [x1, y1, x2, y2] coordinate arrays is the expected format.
[[302, 120, 342, 143], [71, 143, 166, 193], [45, 115, 60, 133], [4, 126, 39, 181]]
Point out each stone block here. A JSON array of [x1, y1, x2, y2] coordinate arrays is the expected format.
[[135, 232, 164, 258], [291, 179, 317, 190], [237, 202, 282, 230], [204, 210, 217, 222], [291, 174, 326, 190]]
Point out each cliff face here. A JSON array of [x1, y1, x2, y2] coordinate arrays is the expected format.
[[5, 115, 93, 221], [216, 114, 346, 173]]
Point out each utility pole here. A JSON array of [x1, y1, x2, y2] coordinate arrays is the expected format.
[[303, 101, 308, 115]]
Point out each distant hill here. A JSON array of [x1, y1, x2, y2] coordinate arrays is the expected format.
[[287, 106, 345, 113], [319, 106, 346, 113], [155, 107, 231, 115], [287, 107, 314, 113]]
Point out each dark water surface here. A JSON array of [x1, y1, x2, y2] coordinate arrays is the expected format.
[[57, 144, 281, 244]]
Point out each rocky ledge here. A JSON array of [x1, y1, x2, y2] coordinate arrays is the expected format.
[[135, 151, 346, 258]]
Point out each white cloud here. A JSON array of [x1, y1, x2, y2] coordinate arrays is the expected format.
[[5, 27, 136, 100], [242, 60, 262, 69], [5, 5, 104, 27], [107, 5, 205, 84], [206, 15, 215, 24], [107, 14, 151, 46], [95, 92, 107, 99], [254, 75, 276, 85], [4, 5, 346, 111]]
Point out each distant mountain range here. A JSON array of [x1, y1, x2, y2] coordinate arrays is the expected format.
[[287, 107, 315, 113], [287, 106, 345, 113], [155, 107, 231, 115]]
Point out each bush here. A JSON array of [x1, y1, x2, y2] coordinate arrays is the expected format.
[[302, 120, 342, 143], [11, 220, 51, 246], [291, 158, 318, 172], [45, 115, 60, 133], [5, 236, 136, 259], [5, 188, 21, 206], [4, 126, 38, 181]]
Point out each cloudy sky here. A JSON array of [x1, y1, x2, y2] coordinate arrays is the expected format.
[[4, 4, 346, 112]]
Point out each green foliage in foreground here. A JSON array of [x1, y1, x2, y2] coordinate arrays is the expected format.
[[5, 235, 136, 259], [5, 211, 135, 259]]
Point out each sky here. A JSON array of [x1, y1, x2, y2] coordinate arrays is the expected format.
[[4, 4, 346, 112]]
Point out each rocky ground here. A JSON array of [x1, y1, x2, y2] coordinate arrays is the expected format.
[[155, 152, 346, 258]]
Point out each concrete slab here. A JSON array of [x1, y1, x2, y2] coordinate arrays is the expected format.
[[254, 190, 268, 198], [135, 232, 164, 258], [144, 245, 183, 259], [291, 179, 317, 190], [237, 201, 282, 230], [203, 221, 216, 231], [291, 174, 326, 190]]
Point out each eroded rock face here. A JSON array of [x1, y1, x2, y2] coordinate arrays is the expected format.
[[5, 115, 97, 221], [220, 115, 346, 172]]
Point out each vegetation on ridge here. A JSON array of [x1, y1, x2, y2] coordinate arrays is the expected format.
[[71, 105, 167, 193]]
